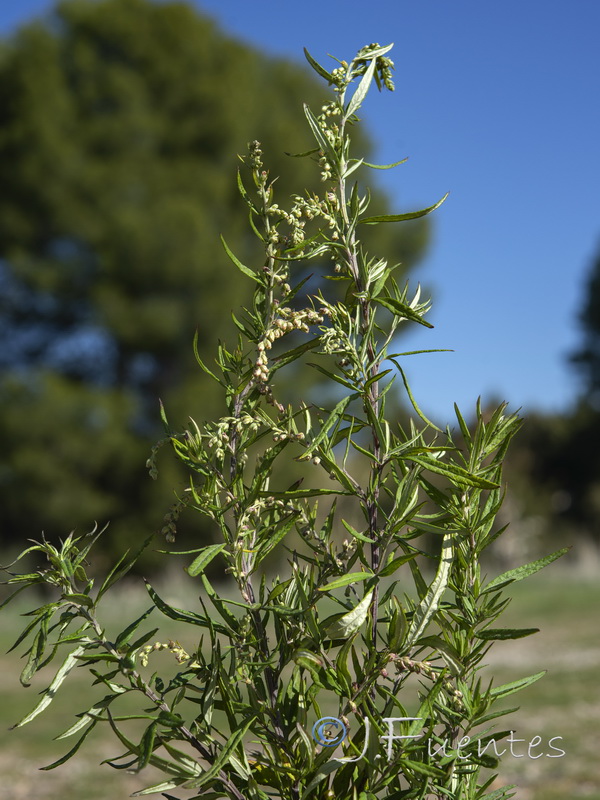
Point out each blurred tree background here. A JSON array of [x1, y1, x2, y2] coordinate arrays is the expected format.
[[493, 241, 600, 568], [0, 0, 431, 570]]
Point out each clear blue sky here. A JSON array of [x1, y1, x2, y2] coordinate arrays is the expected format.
[[2, 0, 599, 424]]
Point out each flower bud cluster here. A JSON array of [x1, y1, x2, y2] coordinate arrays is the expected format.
[[160, 499, 186, 543], [204, 414, 261, 463], [330, 65, 348, 89], [267, 202, 306, 247], [390, 655, 464, 711], [333, 537, 357, 568], [248, 140, 264, 171], [319, 153, 334, 182], [285, 192, 340, 238], [271, 425, 305, 444], [254, 307, 324, 383], [237, 495, 298, 539], [353, 44, 395, 92], [139, 639, 194, 668], [145, 436, 170, 480]]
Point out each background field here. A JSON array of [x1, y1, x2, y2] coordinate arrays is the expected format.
[[1, 565, 598, 799]]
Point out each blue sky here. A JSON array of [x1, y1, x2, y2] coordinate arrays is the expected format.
[[2, 0, 599, 425]]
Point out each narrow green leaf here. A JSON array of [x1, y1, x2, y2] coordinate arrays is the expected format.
[[341, 518, 375, 543], [303, 104, 337, 163], [271, 336, 321, 373], [387, 595, 407, 651], [364, 368, 393, 390], [406, 533, 452, 646], [285, 146, 320, 158], [138, 720, 158, 770], [318, 572, 373, 591], [41, 720, 98, 770], [220, 235, 260, 283], [363, 157, 408, 170], [201, 574, 240, 628], [476, 627, 539, 641], [186, 716, 256, 789], [257, 515, 297, 561], [388, 349, 454, 357], [13, 645, 87, 728], [409, 454, 499, 489], [301, 759, 345, 799], [377, 553, 417, 577], [97, 534, 154, 602], [471, 706, 520, 728], [63, 592, 94, 608], [360, 192, 448, 224], [114, 606, 155, 650], [479, 787, 517, 800], [131, 778, 188, 796], [346, 56, 377, 119], [105, 711, 196, 778], [391, 360, 442, 431], [304, 393, 359, 458], [261, 488, 350, 499], [56, 695, 116, 739], [375, 297, 433, 328], [418, 635, 463, 674], [303, 48, 335, 82], [307, 361, 357, 390], [484, 548, 568, 592], [323, 590, 373, 639], [20, 625, 46, 686], [236, 168, 257, 211], [145, 581, 227, 634], [342, 158, 364, 179], [399, 757, 445, 778], [186, 543, 227, 577], [491, 671, 546, 699], [193, 330, 224, 385]]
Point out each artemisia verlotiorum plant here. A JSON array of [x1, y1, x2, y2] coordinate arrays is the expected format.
[[2, 43, 565, 800]]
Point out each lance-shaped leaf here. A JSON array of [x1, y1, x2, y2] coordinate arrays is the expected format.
[[322, 590, 373, 639], [220, 235, 260, 283], [483, 548, 568, 593], [186, 543, 227, 577], [145, 581, 228, 634], [185, 715, 256, 789], [407, 453, 499, 489], [345, 56, 377, 119], [363, 157, 408, 170], [406, 534, 452, 646], [375, 297, 433, 329], [301, 759, 346, 799], [303, 393, 359, 459], [490, 671, 546, 699], [13, 645, 87, 728], [303, 47, 335, 83], [114, 606, 155, 650], [41, 719, 98, 770], [56, 694, 119, 739], [318, 572, 373, 591], [360, 192, 448, 224], [476, 627, 539, 641], [304, 104, 337, 164]]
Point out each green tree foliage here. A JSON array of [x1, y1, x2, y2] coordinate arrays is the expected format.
[[496, 243, 600, 553], [0, 0, 429, 564], [571, 242, 600, 406]]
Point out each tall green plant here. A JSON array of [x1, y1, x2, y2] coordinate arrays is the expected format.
[[2, 43, 565, 800]]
